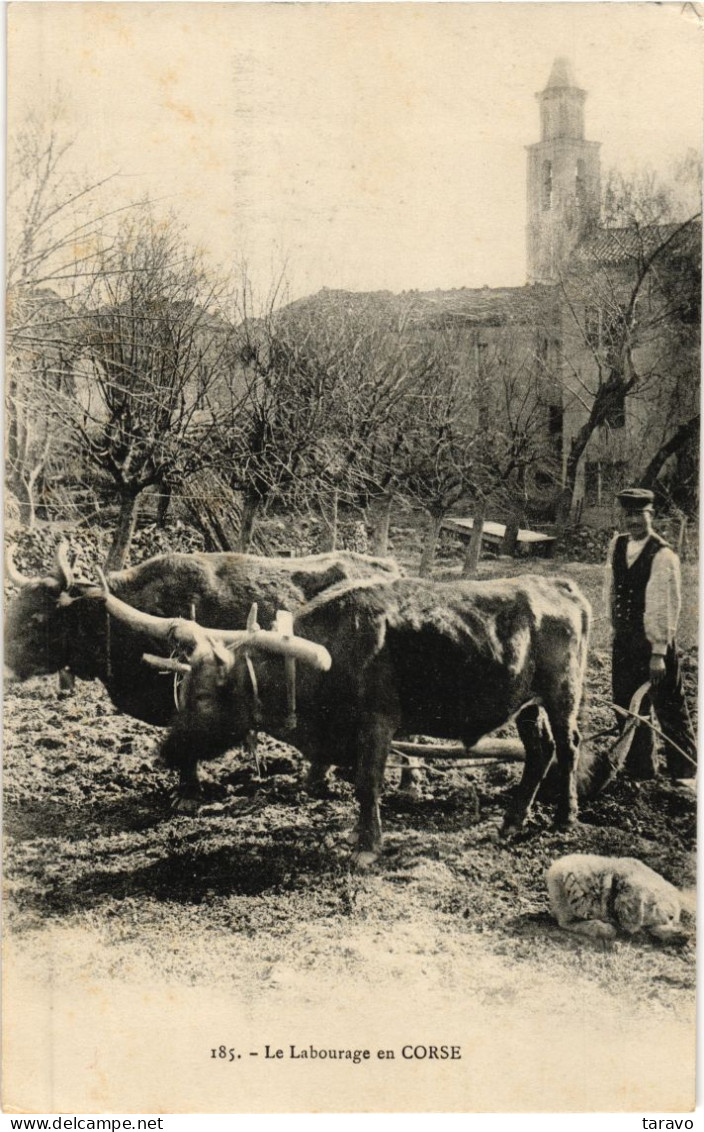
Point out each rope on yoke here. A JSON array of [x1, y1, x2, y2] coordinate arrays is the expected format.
[[245, 653, 266, 778]]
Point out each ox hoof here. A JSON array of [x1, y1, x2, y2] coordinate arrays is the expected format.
[[307, 781, 333, 800], [353, 849, 380, 869], [169, 790, 202, 816], [553, 814, 580, 833], [499, 816, 524, 841]]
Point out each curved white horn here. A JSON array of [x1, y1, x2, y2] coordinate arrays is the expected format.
[[96, 575, 192, 642], [5, 545, 41, 588], [245, 632, 332, 672], [90, 572, 331, 670], [54, 541, 74, 590], [142, 653, 192, 674], [92, 570, 247, 652]]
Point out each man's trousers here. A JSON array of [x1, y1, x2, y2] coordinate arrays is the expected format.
[[612, 636, 697, 779]]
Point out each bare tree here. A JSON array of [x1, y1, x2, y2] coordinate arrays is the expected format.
[[394, 333, 497, 576], [40, 210, 235, 567], [205, 291, 433, 552], [5, 106, 123, 525], [555, 162, 701, 522]]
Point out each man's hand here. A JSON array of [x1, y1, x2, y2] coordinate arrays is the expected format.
[[649, 654, 666, 685]]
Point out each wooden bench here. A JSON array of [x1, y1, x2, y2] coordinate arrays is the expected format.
[[443, 516, 556, 558]]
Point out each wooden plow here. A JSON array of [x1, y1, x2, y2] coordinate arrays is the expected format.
[[387, 683, 687, 798]]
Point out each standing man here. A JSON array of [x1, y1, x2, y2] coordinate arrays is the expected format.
[[604, 487, 697, 780]]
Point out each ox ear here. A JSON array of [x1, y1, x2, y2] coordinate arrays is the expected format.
[[291, 564, 346, 599], [316, 603, 387, 673], [210, 637, 236, 680]]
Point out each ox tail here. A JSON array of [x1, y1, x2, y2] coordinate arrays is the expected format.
[[544, 582, 599, 801], [571, 588, 598, 799]]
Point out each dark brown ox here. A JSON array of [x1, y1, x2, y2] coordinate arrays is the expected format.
[[4, 543, 398, 807], [102, 573, 592, 853]]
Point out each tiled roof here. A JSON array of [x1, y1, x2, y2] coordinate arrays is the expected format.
[[283, 283, 557, 328], [574, 221, 701, 266]]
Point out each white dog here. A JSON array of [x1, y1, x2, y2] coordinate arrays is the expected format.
[[547, 854, 689, 943]]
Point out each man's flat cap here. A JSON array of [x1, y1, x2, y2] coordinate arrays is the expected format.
[[616, 487, 655, 510]]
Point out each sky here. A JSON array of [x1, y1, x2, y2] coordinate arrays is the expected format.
[[8, 2, 704, 308]]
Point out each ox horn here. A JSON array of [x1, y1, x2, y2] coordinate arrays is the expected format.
[[5, 544, 41, 588], [54, 540, 74, 590], [94, 567, 245, 654], [142, 653, 192, 675], [93, 569, 332, 671], [94, 567, 198, 643]]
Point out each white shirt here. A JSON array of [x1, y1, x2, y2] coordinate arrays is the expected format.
[[603, 533, 682, 655]]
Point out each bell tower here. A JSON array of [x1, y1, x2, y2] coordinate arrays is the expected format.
[[526, 57, 601, 283]]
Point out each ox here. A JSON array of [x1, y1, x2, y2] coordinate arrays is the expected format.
[[98, 573, 592, 853], [4, 543, 398, 807]]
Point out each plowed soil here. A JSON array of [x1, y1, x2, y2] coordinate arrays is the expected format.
[[3, 558, 697, 1113]]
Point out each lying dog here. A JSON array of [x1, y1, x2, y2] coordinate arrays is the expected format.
[[547, 854, 689, 944]]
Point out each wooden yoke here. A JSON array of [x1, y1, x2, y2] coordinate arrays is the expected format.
[[275, 610, 297, 732]]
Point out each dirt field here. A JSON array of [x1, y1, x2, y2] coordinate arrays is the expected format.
[[3, 559, 697, 1113]]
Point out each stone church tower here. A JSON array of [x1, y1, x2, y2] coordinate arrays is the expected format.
[[526, 57, 601, 283]]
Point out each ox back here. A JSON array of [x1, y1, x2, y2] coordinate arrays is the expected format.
[[4, 548, 400, 733], [289, 573, 590, 849]]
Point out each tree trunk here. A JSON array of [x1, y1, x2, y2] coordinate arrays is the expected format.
[[10, 475, 35, 529], [105, 493, 141, 571], [555, 367, 636, 527], [23, 470, 39, 531], [156, 485, 172, 527], [501, 516, 521, 557], [639, 414, 700, 488], [462, 504, 486, 578], [328, 488, 339, 551], [238, 493, 260, 553], [555, 456, 581, 527], [419, 510, 444, 577], [372, 493, 394, 556]]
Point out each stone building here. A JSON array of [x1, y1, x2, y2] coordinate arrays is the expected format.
[[286, 57, 700, 523]]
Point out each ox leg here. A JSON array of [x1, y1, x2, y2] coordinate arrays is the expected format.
[[305, 760, 332, 798], [544, 690, 581, 830], [173, 765, 203, 814], [353, 720, 393, 858], [398, 755, 423, 797], [502, 704, 555, 836], [158, 732, 203, 815]]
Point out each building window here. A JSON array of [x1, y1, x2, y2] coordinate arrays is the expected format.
[[585, 307, 600, 349], [475, 338, 488, 376], [576, 159, 586, 210], [548, 403, 563, 434], [542, 161, 553, 211]]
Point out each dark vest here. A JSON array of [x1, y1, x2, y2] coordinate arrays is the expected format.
[[612, 532, 669, 640]]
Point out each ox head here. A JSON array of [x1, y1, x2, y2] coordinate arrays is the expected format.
[[93, 576, 332, 758], [4, 542, 85, 680]]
